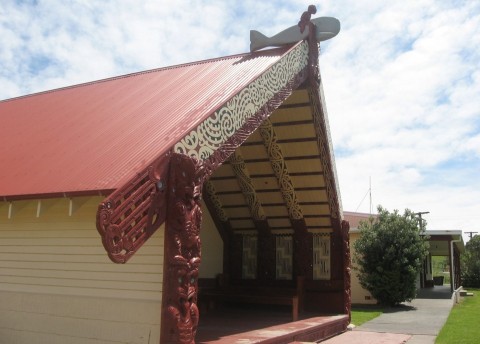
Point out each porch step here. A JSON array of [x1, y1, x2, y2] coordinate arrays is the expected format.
[[199, 314, 349, 343], [460, 290, 474, 297]]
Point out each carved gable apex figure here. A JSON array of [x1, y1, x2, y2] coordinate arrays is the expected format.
[[250, 5, 340, 52]]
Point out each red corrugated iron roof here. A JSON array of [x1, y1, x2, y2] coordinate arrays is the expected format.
[[0, 47, 291, 200]]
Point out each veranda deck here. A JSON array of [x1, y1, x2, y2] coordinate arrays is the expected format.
[[196, 304, 348, 344]]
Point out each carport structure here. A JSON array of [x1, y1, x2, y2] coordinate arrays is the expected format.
[[422, 230, 464, 292]]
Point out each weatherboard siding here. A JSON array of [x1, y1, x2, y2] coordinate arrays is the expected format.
[[0, 196, 164, 344], [349, 231, 376, 305]]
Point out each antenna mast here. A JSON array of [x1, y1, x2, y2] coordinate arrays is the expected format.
[[369, 176, 372, 214]]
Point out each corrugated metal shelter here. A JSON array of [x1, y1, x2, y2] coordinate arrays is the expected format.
[[0, 25, 350, 344], [345, 211, 464, 304]]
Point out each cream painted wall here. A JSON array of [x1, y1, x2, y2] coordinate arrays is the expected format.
[[199, 201, 223, 279], [0, 197, 164, 344], [349, 232, 377, 305]]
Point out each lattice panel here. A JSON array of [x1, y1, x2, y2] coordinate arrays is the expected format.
[[242, 235, 258, 279], [275, 235, 293, 280], [313, 233, 330, 280]]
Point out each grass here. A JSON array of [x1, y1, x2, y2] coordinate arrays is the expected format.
[[436, 289, 479, 344], [350, 306, 383, 326]]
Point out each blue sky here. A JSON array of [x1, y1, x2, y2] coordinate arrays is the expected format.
[[1, 0, 479, 241]]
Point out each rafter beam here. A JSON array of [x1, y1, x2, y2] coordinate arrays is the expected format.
[[228, 149, 267, 223], [258, 118, 304, 221]]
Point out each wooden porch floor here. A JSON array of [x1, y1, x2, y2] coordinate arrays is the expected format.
[[196, 304, 349, 343]]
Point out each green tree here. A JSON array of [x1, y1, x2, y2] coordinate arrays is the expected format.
[[353, 206, 429, 306], [461, 235, 480, 288]]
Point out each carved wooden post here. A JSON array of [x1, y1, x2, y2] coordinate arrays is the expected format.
[[341, 220, 352, 322], [161, 153, 205, 344]]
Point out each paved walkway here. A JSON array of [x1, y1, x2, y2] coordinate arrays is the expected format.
[[321, 286, 455, 344]]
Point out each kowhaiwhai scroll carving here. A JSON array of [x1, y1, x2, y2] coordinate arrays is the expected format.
[[259, 118, 303, 220], [174, 41, 309, 161], [203, 181, 228, 222], [229, 150, 267, 221]]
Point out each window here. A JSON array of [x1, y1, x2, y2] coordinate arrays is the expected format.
[[275, 235, 293, 280], [242, 235, 257, 279], [313, 234, 330, 280]]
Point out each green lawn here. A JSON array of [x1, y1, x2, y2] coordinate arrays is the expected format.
[[436, 289, 479, 344], [350, 306, 383, 326]]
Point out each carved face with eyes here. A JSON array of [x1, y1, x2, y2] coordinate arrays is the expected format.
[[175, 266, 199, 314]]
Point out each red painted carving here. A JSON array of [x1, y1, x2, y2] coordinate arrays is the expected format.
[[96, 152, 171, 263], [307, 22, 341, 220], [162, 153, 204, 344], [341, 220, 352, 321], [96, 12, 325, 343], [308, 21, 321, 89]]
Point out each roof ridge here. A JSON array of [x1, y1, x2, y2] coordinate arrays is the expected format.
[[1, 47, 287, 103]]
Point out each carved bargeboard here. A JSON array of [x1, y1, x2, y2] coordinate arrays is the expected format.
[[96, 152, 171, 263]]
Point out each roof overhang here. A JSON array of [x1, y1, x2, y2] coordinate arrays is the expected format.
[[1, 45, 300, 200], [97, 35, 343, 263], [424, 230, 465, 254]]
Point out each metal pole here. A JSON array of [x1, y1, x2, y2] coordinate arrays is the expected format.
[[414, 211, 429, 288]]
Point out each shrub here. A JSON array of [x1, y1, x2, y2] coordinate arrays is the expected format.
[[353, 206, 429, 306], [461, 235, 480, 288]]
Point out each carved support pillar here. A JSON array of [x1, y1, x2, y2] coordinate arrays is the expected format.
[[341, 220, 351, 321], [255, 219, 276, 282], [292, 219, 310, 278], [454, 246, 461, 290], [161, 154, 205, 344]]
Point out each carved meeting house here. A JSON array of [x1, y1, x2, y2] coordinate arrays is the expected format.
[[0, 14, 350, 344]]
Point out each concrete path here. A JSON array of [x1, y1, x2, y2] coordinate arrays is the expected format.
[[321, 286, 455, 344]]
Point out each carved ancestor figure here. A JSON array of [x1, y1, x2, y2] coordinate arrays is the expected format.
[[162, 154, 204, 344], [169, 167, 202, 263], [165, 258, 200, 344], [298, 5, 317, 33]]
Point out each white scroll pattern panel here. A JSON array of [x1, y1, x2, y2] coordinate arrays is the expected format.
[[174, 41, 309, 160], [275, 235, 293, 280], [313, 234, 330, 280], [242, 235, 258, 279]]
